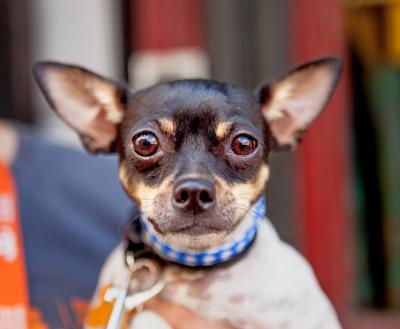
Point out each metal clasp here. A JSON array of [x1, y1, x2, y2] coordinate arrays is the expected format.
[[104, 251, 165, 329]]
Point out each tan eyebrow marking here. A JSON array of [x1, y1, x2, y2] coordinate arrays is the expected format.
[[215, 121, 234, 140], [157, 118, 175, 135]]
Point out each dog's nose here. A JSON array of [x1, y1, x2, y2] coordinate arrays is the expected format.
[[172, 177, 216, 214]]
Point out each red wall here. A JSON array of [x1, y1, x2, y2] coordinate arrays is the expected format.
[[290, 0, 352, 310], [131, 0, 205, 51]]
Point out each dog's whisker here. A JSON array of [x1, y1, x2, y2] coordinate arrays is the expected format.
[[233, 206, 266, 221]]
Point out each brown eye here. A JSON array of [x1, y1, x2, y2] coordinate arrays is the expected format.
[[133, 132, 159, 156], [231, 134, 257, 156]]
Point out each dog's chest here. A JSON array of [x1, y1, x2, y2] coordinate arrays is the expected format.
[[93, 220, 341, 329], [157, 221, 340, 329]]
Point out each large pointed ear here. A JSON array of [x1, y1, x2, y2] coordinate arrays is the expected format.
[[33, 62, 130, 153], [258, 57, 343, 150]]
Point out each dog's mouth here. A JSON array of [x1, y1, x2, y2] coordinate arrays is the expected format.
[[172, 225, 224, 235], [148, 216, 227, 236], [142, 201, 261, 253]]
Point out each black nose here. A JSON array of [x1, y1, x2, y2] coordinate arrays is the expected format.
[[172, 177, 216, 214]]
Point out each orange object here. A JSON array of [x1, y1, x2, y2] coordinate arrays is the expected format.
[[85, 285, 135, 329], [0, 160, 29, 328], [85, 285, 115, 327]]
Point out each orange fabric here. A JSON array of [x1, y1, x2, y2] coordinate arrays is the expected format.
[[84, 285, 115, 327], [70, 298, 91, 327], [0, 160, 49, 329], [0, 160, 29, 328], [26, 308, 49, 329], [85, 285, 134, 328]]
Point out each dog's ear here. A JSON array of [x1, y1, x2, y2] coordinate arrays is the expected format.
[[258, 57, 343, 150], [33, 62, 130, 153]]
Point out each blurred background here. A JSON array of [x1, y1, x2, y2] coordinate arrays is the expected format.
[[0, 0, 399, 328]]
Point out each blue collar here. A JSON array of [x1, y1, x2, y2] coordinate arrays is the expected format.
[[140, 197, 266, 267]]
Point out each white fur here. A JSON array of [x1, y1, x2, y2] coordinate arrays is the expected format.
[[130, 311, 172, 329], [87, 218, 342, 329]]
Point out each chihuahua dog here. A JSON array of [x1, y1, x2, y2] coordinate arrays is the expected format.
[[34, 57, 343, 329]]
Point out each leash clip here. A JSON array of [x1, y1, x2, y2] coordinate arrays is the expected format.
[[104, 250, 165, 329]]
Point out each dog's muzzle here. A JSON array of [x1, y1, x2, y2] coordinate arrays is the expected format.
[[125, 197, 267, 267]]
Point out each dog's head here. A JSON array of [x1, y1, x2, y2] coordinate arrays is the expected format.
[[33, 57, 342, 251]]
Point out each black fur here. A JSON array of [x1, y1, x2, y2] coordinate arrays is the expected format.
[[119, 79, 271, 188]]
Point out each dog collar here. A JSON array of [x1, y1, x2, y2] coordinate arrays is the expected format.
[[137, 197, 266, 267]]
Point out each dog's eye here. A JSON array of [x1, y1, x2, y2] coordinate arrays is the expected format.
[[231, 134, 257, 156], [132, 132, 159, 156]]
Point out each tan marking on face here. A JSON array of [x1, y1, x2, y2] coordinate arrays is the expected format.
[[157, 117, 175, 135], [229, 164, 270, 211], [211, 164, 269, 231], [251, 164, 270, 198], [120, 160, 175, 218], [119, 159, 141, 206], [119, 159, 130, 186], [134, 184, 160, 219], [215, 121, 233, 140], [119, 160, 158, 208], [138, 179, 175, 220], [119, 161, 269, 252]]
